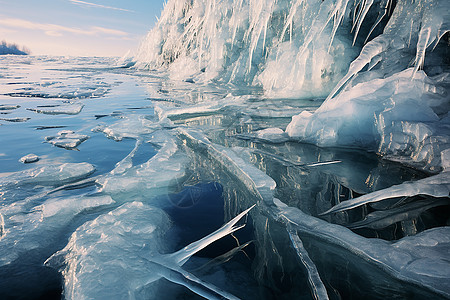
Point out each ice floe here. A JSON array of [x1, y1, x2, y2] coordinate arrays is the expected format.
[[45, 130, 89, 150]]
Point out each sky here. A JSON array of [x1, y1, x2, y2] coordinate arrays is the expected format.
[[0, 0, 166, 57]]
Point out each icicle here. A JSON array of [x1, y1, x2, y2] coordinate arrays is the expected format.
[[320, 171, 450, 215], [364, 0, 390, 44], [352, 0, 374, 45], [324, 35, 389, 103], [412, 26, 432, 78], [287, 224, 329, 300], [0, 213, 4, 239], [168, 204, 255, 265], [279, 0, 304, 44], [159, 265, 241, 300]]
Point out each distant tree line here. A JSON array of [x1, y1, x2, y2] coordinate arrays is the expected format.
[[0, 41, 30, 55]]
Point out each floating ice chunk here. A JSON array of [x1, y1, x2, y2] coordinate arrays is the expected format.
[[0, 104, 20, 110], [27, 103, 84, 115], [0, 117, 30, 122], [0, 162, 95, 187], [321, 171, 450, 215], [45, 130, 89, 150], [286, 69, 443, 152], [45, 201, 253, 299], [19, 154, 39, 163]]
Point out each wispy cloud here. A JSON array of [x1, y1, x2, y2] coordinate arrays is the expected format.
[[0, 18, 129, 37], [69, 0, 134, 13]]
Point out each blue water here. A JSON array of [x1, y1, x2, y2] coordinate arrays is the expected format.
[[0, 56, 446, 299]]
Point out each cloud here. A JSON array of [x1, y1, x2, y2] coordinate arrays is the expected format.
[[69, 0, 134, 13], [0, 18, 129, 38]]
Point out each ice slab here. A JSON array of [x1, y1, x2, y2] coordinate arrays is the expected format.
[[0, 162, 95, 187], [0, 195, 114, 266], [0, 104, 20, 110], [45, 201, 253, 299], [96, 133, 187, 200], [19, 154, 39, 163], [92, 114, 162, 141], [0, 117, 30, 122], [27, 103, 84, 115], [45, 130, 89, 150]]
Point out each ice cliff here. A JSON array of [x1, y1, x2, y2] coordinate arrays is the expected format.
[[135, 0, 450, 172]]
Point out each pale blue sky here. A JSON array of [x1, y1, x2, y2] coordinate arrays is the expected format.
[[0, 0, 165, 56]]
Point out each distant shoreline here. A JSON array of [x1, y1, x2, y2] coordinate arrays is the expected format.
[[0, 41, 30, 55]]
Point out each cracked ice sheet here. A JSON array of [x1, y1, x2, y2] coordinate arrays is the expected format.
[[0, 195, 114, 267], [45, 201, 253, 299], [178, 128, 450, 298]]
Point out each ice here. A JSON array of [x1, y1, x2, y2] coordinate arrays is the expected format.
[[287, 224, 329, 300], [45, 202, 253, 299], [92, 114, 160, 141], [0, 117, 30, 122], [346, 198, 449, 230], [321, 170, 450, 215], [96, 133, 187, 200], [0, 162, 95, 187], [136, 0, 449, 172], [19, 154, 39, 163], [179, 128, 450, 297], [27, 103, 84, 115], [0, 195, 114, 266], [0, 104, 20, 110], [45, 130, 89, 150], [237, 127, 289, 144]]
